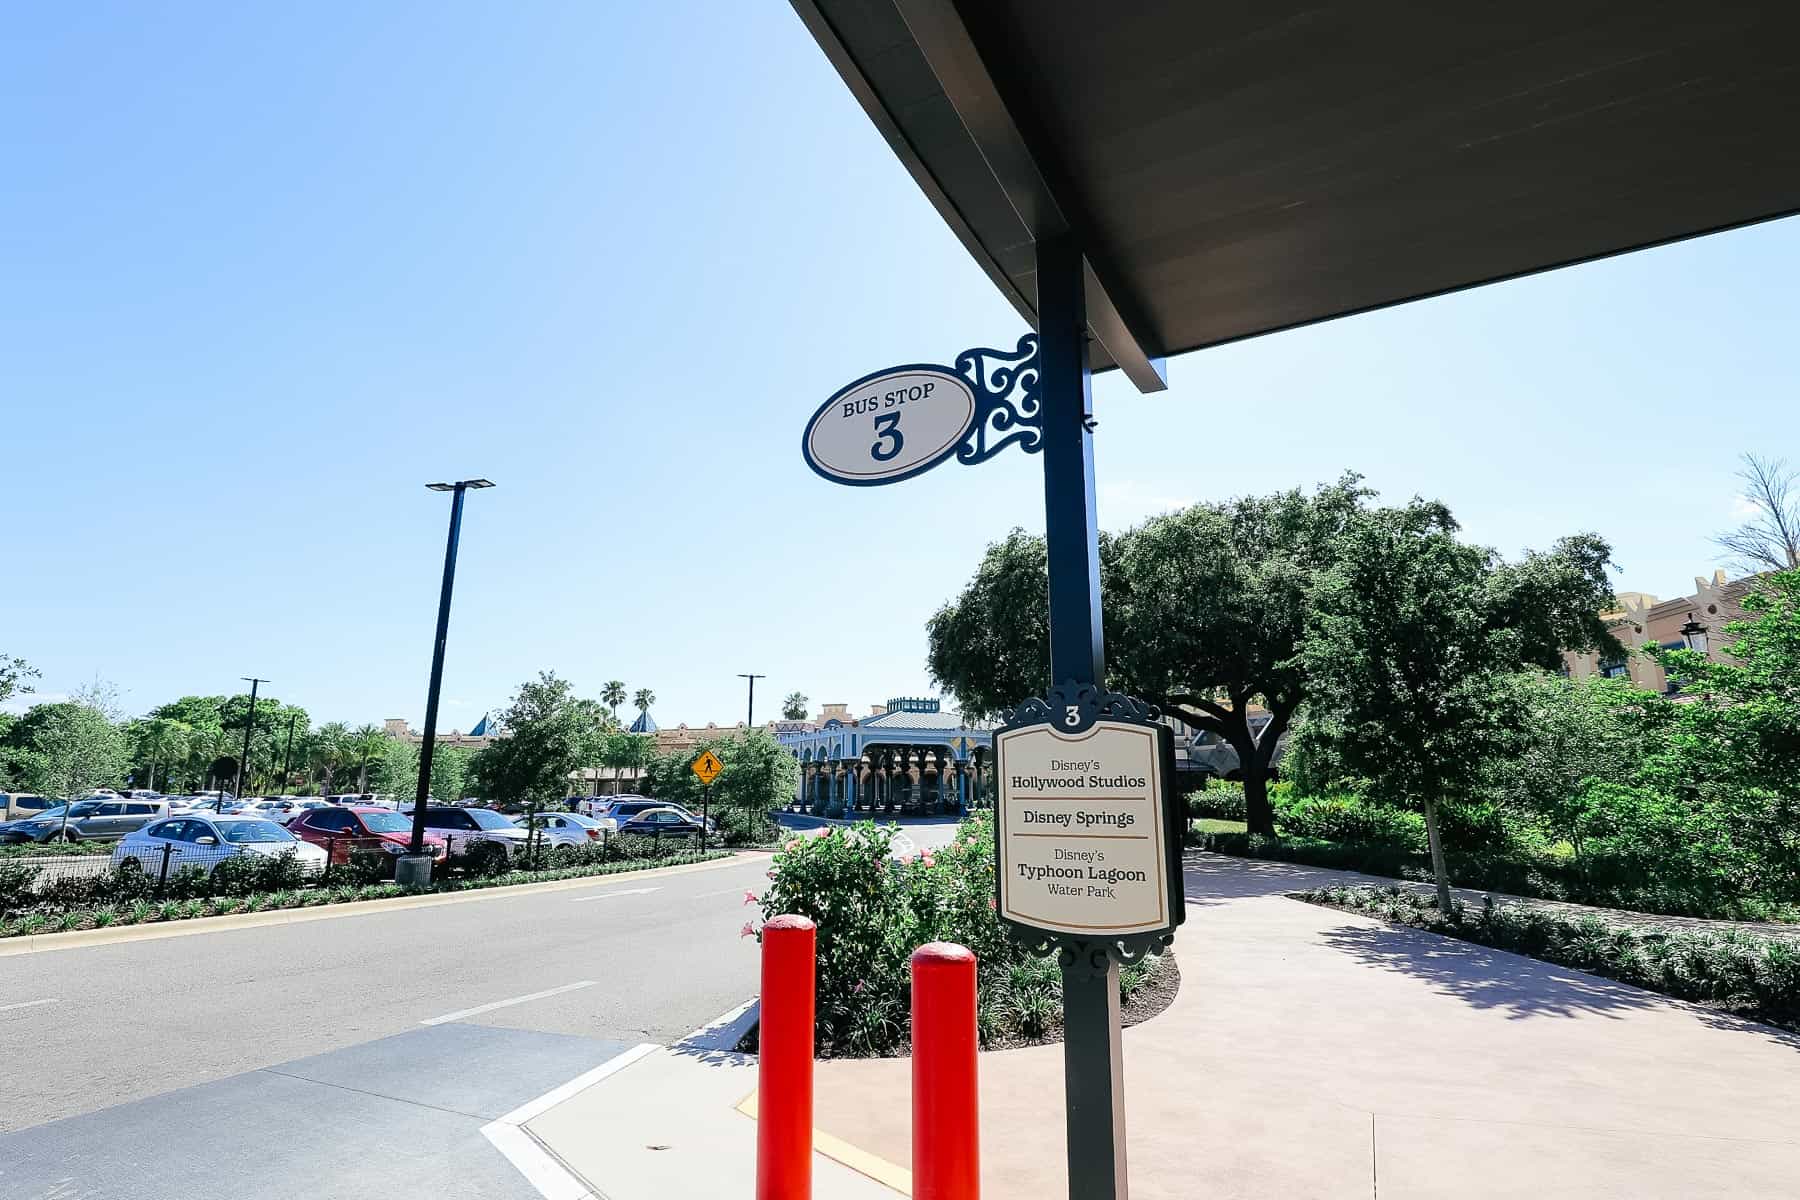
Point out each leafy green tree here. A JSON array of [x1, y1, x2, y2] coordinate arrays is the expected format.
[[8, 701, 129, 803], [1485, 671, 1657, 862], [430, 744, 472, 802], [309, 722, 349, 795], [0, 653, 39, 705], [781, 692, 809, 721], [476, 672, 600, 812], [1300, 502, 1619, 911], [374, 738, 420, 802], [642, 730, 796, 843], [601, 680, 627, 723], [928, 477, 1369, 833], [598, 730, 651, 792], [130, 717, 192, 793], [348, 724, 388, 792]]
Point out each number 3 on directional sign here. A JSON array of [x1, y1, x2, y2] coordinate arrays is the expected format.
[[870, 412, 904, 462]]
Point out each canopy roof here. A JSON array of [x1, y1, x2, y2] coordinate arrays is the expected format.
[[792, 1, 1800, 391]]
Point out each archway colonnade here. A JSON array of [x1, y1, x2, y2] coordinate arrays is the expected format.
[[791, 744, 992, 818]]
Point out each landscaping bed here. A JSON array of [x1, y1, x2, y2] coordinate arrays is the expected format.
[[741, 817, 1183, 1059], [0, 850, 733, 939], [1297, 884, 1800, 1034]]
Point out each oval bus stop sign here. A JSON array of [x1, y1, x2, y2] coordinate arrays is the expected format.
[[801, 364, 977, 487]]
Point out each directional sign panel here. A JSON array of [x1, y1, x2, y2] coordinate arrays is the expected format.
[[801, 364, 977, 487], [690, 749, 723, 786], [994, 715, 1179, 942]]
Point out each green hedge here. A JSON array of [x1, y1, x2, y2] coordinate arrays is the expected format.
[[752, 818, 1166, 1056], [1300, 885, 1800, 1033], [0, 840, 114, 859], [0, 850, 732, 939], [1191, 825, 1798, 923]]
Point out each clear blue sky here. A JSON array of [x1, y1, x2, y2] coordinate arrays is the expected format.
[[5, 2, 1797, 730]]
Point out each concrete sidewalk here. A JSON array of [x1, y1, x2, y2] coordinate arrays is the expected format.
[[530, 853, 1800, 1198], [804, 854, 1800, 1198], [524, 1005, 903, 1199]]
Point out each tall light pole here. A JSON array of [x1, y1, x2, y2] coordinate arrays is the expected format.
[[232, 678, 267, 800], [406, 479, 494, 880], [738, 673, 765, 729]]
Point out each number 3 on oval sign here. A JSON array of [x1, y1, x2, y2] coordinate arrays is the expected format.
[[870, 413, 904, 462], [801, 364, 978, 488]]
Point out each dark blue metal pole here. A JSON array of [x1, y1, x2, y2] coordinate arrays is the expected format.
[[1037, 235, 1128, 1200], [410, 484, 467, 856]]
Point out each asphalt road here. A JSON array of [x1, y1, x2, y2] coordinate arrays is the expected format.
[[0, 853, 772, 1133]]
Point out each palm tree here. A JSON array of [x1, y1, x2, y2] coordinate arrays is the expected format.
[[601, 680, 627, 724], [781, 692, 809, 721], [310, 721, 349, 795], [135, 717, 191, 792], [349, 724, 389, 792], [631, 688, 655, 727]]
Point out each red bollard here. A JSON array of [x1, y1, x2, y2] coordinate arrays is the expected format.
[[758, 914, 816, 1200], [912, 942, 979, 1200]]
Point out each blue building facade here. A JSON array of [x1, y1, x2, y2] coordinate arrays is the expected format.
[[775, 698, 993, 817]]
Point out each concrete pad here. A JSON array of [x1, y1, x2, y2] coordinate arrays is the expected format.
[[1374, 1113, 1800, 1200], [527, 1044, 902, 1199], [802, 853, 1800, 1199]]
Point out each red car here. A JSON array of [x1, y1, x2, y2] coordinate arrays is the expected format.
[[286, 805, 447, 871]]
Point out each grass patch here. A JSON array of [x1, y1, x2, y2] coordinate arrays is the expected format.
[[1192, 818, 1247, 835], [1299, 884, 1800, 1033], [0, 839, 115, 858]]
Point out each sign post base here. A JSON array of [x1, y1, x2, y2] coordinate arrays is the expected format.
[[1062, 951, 1128, 1200]]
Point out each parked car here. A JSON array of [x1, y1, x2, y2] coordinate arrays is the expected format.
[[111, 815, 328, 877], [614, 806, 705, 840], [285, 806, 447, 872], [578, 794, 646, 819], [0, 793, 52, 821], [528, 811, 607, 849], [414, 806, 530, 867], [589, 798, 715, 834], [0, 798, 168, 843]]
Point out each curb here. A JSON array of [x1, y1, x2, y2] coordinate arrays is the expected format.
[[0, 853, 753, 957]]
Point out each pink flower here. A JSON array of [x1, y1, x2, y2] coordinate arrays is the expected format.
[[766, 869, 777, 880], [743, 890, 758, 905], [922, 854, 935, 868], [740, 922, 757, 939], [784, 839, 800, 852], [987, 896, 996, 910], [852, 980, 866, 994]]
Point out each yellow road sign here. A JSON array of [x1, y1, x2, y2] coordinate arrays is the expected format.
[[691, 748, 724, 786]]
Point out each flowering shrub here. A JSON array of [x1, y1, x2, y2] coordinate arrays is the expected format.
[[751, 817, 1164, 1056]]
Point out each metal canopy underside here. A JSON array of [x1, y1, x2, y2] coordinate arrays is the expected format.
[[792, 0, 1800, 391]]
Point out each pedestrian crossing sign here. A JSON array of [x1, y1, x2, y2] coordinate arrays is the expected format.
[[691, 749, 724, 786]]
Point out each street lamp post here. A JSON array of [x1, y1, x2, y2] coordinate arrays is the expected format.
[[737, 673, 765, 729], [1680, 615, 1709, 656], [233, 678, 267, 801], [402, 478, 494, 885]]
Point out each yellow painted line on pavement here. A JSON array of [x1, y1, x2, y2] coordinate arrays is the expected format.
[[736, 1090, 913, 1195], [0, 854, 755, 957]]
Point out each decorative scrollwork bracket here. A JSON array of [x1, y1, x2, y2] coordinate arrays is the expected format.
[[952, 333, 1042, 466]]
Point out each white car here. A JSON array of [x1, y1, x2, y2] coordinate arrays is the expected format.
[[111, 815, 328, 877], [414, 806, 531, 864], [527, 811, 608, 849]]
